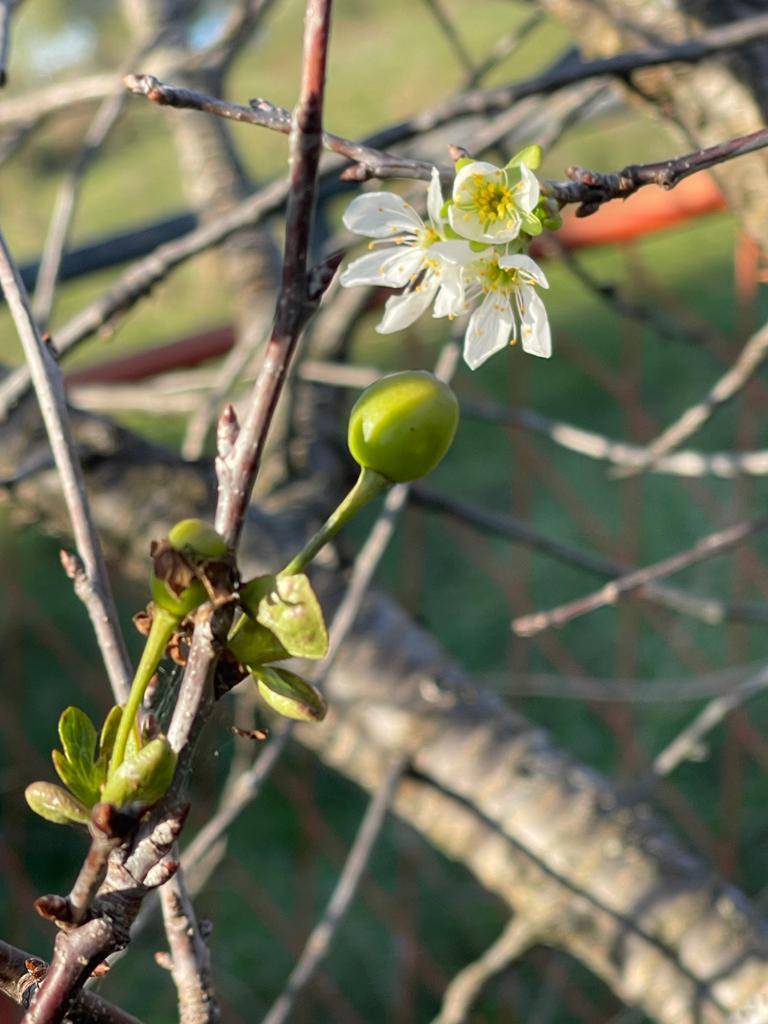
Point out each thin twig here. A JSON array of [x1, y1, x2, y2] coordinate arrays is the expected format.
[[190, 0, 279, 72], [610, 318, 768, 478], [32, 35, 163, 329], [431, 917, 538, 1024], [421, 0, 475, 77], [124, 73, 443, 183], [414, 486, 768, 627], [0, 228, 131, 702], [652, 662, 768, 778], [260, 756, 405, 1024], [464, 13, 542, 88], [512, 515, 768, 637]]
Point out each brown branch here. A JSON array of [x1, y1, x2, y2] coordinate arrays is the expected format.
[[0, 228, 131, 701], [420, 0, 475, 77], [431, 917, 538, 1024], [124, 73, 442, 183], [0, 940, 142, 1023], [410, 10, 768, 143], [512, 515, 768, 637], [413, 486, 768, 627], [260, 756, 406, 1024], [159, 868, 217, 1024]]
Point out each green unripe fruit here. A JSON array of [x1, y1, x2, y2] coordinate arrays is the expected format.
[[347, 371, 459, 483], [168, 518, 228, 559]]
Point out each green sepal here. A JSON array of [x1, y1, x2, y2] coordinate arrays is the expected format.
[[253, 666, 327, 722], [25, 781, 90, 826], [469, 240, 488, 253], [101, 737, 177, 809], [439, 199, 452, 219], [168, 518, 228, 559], [520, 211, 543, 236], [441, 223, 463, 241], [506, 144, 542, 171], [454, 156, 473, 171], [150, 573, 207, 620], [254, 575, 328, 660]]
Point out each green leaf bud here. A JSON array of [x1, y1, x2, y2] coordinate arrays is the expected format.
[[348, 371, 459, 483], [25, 781, 90, 826], [102, 737, 177, 809], [253, 666, 327, 722]]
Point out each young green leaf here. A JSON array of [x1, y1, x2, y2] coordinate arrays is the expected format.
[[25, 781, 90, 826], [255, 575, 328, 660], [253, 666, 327, 722], [227, 619, 290, 667], [52, 749, 100, 808], [58, 706, 97, 774]]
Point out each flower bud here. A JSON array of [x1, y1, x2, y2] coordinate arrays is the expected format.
[[347, 371, 458, 482]]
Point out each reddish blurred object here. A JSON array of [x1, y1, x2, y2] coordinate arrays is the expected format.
[[531, 171, 725, 255], [64, 174, 727, 388], [64, 325, 235, 386]]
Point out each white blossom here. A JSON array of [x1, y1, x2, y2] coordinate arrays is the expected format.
[[340, 168, 472, 333], [448, 158, 540, 245], [462, 252, 551, 370]]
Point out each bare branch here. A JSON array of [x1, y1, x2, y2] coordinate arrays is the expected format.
[[610, 318, 768, 478], [124, 73, 442, 183], [512, 515, 768, 637], [652, 662, 768, 779], [420, 0, 475, 77], [260, 756, 405, 1024], [414, 486, 768, 627], [159, 868, 218, 1024], [32, 33, 164, 329], [0, 939, 142, 1024], [0, 229, 131, 701], [431, 917, 538, 1024]]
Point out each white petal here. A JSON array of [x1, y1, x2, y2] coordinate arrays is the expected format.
[[448, 205, 522, 245], [433, 264, 464, 318], [452, 160, 503, 199], [431, 239, 476, 266], [340, 246, 425, 288], [427, 167, 444, 226], [463, 292, 514, 370], [498, 253, 549, 289], [516, 163, 541, 212], [517, 285, 552, 358], [343, 192, 424, 238], [376, 281, 438, 333]]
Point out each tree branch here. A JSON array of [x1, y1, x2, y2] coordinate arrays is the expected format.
[[512, 514, 768, 637], [0, 228, 131, 701]]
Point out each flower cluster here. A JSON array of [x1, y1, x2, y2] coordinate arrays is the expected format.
[[339, 146, 561, 370]]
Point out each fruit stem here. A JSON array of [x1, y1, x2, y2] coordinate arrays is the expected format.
[[280, 467, 389, 577], [108, 606, 179, 776]]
